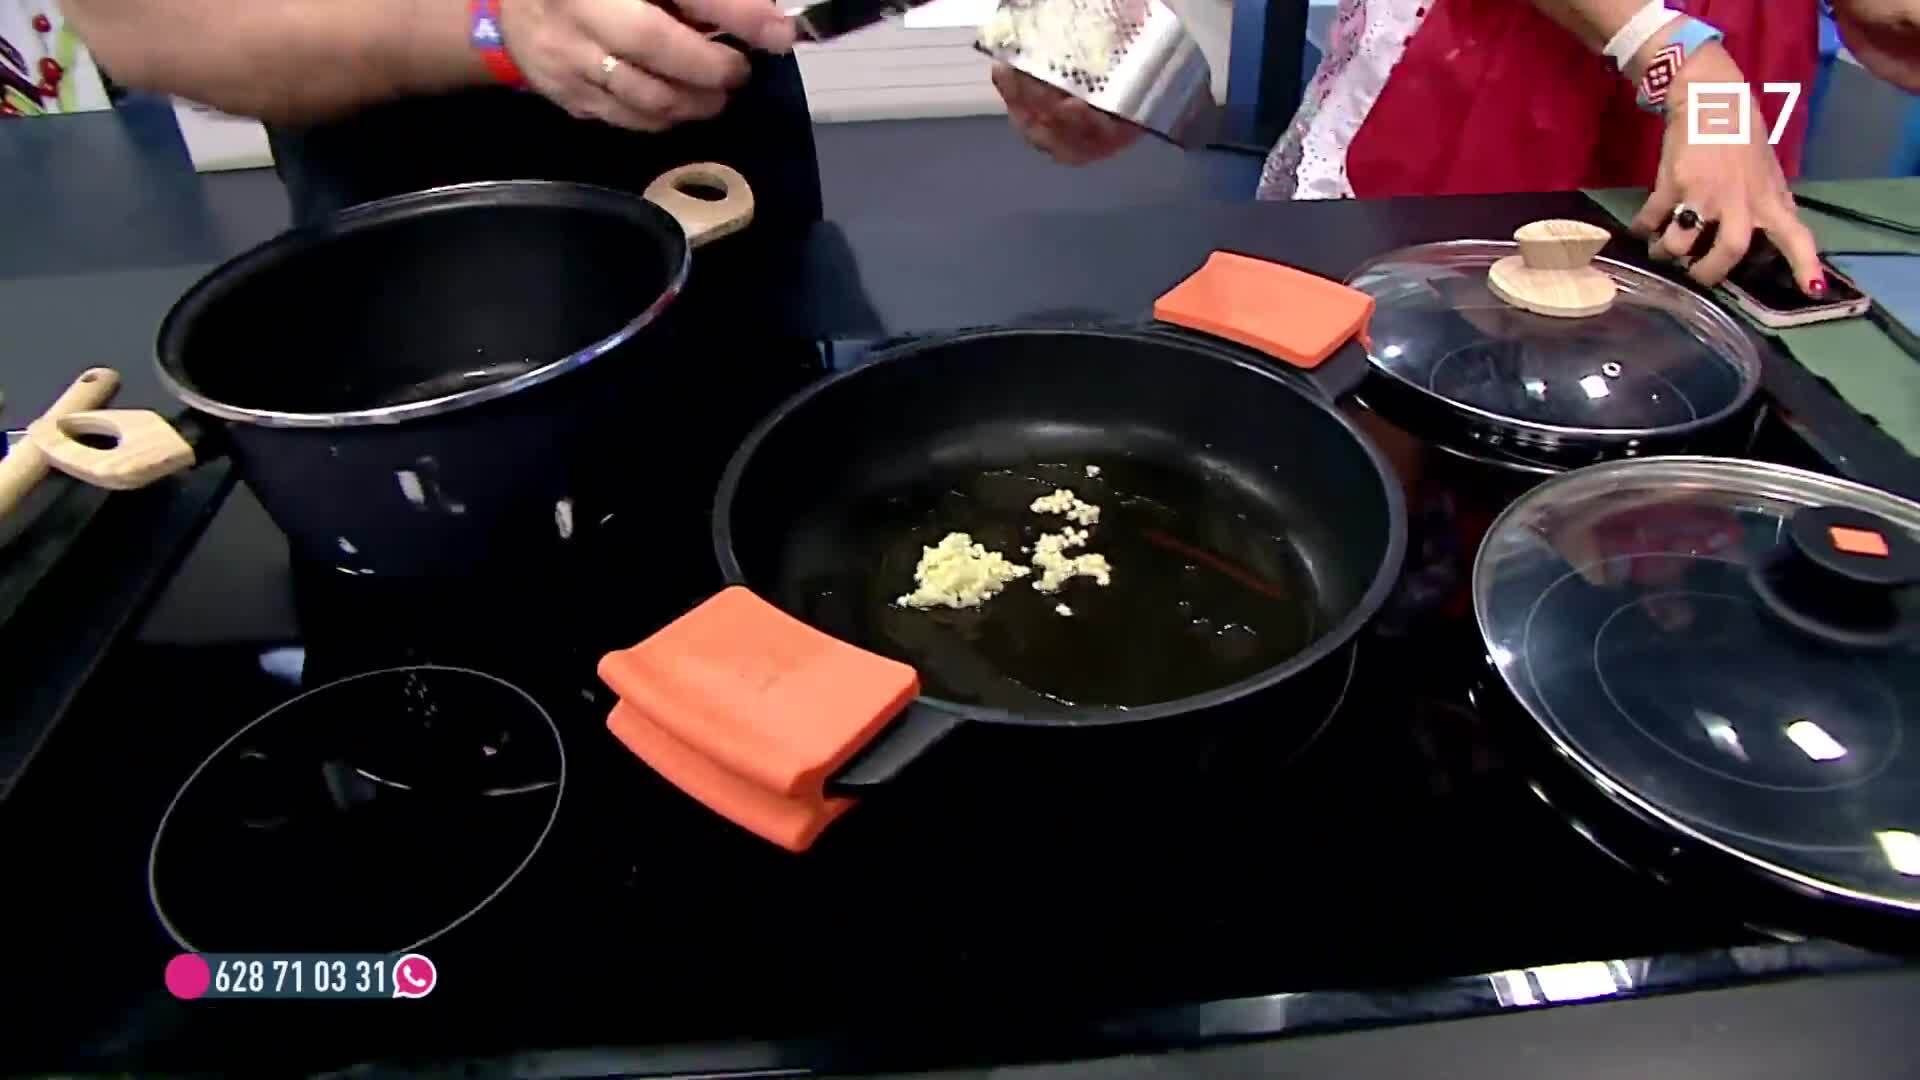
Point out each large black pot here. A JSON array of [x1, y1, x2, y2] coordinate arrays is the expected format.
[[599, 327, 1407, 850], [25, 165, 756, 577]]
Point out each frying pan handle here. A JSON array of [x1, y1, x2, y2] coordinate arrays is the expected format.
[[645, 163, 756, 248], [30, 409, 198, 491], [827, 701, 965, 792], [0, 367, 119, 521]]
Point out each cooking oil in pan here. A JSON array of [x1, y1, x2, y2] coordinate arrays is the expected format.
[[789, 460, 1323, 712]]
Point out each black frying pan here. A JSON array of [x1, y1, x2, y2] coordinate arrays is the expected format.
[[712, 326, 1407, 790]]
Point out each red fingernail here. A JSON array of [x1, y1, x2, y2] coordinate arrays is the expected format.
[[1808, 276, 1828, 297]]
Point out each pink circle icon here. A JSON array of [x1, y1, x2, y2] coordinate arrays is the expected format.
[[164, 953, 211, 1000], [393, 953, 437, 999]]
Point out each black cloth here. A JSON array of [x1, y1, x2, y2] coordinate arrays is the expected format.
[[266, 51, 821, 237]]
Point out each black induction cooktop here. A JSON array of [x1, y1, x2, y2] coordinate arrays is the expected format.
[[3, 331, 1909, 1076]]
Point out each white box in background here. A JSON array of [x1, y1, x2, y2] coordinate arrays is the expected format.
[[171, 98, 275, 172]]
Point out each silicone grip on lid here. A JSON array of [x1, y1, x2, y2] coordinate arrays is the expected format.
[[597, 586, 920, 851], [1751, 506, 1920, 650], [1153, 252, 1375, 369]]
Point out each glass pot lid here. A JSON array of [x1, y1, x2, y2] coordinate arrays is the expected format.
[[1476, 457, 1920, 912], [1346, 242, 1761, 446]]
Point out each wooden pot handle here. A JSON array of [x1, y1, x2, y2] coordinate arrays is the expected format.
[[30, 409, 197, 491], [0, 367, 121, 521], [644, 162, 755, 248]]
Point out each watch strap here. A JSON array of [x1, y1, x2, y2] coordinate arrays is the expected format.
[[470, 0, 528, 88]]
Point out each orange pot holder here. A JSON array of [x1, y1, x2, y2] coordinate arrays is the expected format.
[[598, 587, 920, 852], [1153, 251, 1375, 369]]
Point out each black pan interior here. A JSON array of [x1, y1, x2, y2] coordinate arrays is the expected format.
[[721, 330, 1400, 717], [159, 184, 685, 416]]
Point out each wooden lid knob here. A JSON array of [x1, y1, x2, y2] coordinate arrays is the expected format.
[[1490, 220, 1619, 318], [1515, 219, 1611, 271]]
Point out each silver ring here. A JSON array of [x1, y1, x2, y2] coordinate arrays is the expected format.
[[1672, 203, 1701, 231], [597, 54, 622, 87]]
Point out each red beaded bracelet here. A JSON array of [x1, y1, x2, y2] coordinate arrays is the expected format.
[[469, 0, 528, 88]]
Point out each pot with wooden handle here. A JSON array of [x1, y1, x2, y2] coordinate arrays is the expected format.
[[29, 164, 757, 577]]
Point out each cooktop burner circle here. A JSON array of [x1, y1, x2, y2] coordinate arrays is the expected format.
[[148, 665, 565, 954]]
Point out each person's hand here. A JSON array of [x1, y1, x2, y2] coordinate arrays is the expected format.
[[501, 0, 793, 131], [1831, 0, 1920, 93], [1627, 43, 1824, 297], [991, 63, 1141, 164]]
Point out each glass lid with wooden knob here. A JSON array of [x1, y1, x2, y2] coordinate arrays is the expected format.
[[1345, 220, 1763, 459]]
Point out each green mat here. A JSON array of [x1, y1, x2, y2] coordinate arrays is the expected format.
[[1585, 181, 1920, 455]]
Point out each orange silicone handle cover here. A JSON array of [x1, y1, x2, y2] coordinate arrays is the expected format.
[[1153, 251, 1375, 369], [598, 587, 920, 852]]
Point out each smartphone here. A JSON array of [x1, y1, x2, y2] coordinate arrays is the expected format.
[[1827, 253, 1920, 360], [1721, 232, 1871, 329]]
